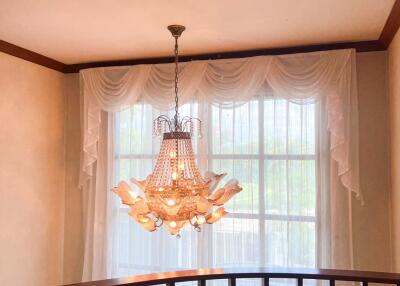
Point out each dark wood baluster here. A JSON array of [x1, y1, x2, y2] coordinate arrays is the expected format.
[[362, 282, 368, 286], [297, 278, 303, 286], [262, 277, 270, 286], [166, 282, 175, 286], [229, 278, 236, 286], [330, 280, 335, 286], [198, 279, 206, 286]]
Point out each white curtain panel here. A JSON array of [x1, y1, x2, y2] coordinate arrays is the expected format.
[[79, 49, 360, 281]]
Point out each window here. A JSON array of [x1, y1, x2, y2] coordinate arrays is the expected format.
[[112, 96, 316, 277]]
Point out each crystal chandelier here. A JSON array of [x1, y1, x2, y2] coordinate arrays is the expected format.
[[112, 25, 242, 236]]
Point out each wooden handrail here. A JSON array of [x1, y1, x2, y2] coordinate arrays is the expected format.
[[63, 268, 400, 286]]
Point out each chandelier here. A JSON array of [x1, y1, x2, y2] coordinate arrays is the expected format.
[[112, 25, 242, 236]]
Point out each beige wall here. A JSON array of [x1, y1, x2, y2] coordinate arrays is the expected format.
[[389, 29, 400, 272], [0, 49, 393, 285], [0, 52, 65, 285], [353, 51, 391, 271]]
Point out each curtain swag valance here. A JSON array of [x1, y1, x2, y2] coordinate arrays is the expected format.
[[79, 49, 361, 200]]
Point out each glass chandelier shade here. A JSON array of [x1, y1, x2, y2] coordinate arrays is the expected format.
[[112, 25, 242, 236]]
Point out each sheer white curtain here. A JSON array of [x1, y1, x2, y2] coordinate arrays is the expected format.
[[110, 93, 316, 278], [79, 49, 359, 282]]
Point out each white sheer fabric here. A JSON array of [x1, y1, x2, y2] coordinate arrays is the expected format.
[[79, 49, 360, 282], [80, 111, 113, 280], [111, 97, 316, 278], [80, 49, 360, 198]]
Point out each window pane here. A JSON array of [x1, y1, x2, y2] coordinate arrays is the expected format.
[[265, 159, 287, 215], [264, 99, 287, 154], [114, 214, 198, 275], [117, 159, 153, 185], [288, 221, 315, 267], [213, 218, 260, 267], [212, 101, 259, 154], [269, 279, 297, 286], [118, 104, 154, 155], [288, 102, 315, 155], [237, 279, 262, 286], [212, 159, 259, 214], [265, 220, 288, 267], [265, 220, 315, 269], [177, 282, 198, 286], [288, 160, 316, 217]]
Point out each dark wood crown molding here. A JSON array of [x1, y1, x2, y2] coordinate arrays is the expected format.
[[65, 40, 384, 73], [379, 0, 400, 48], [0, 40, 67, 73], [1, 0, 399, 74]]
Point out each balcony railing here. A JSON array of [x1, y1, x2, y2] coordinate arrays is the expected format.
[[65, 268, 400, 286]]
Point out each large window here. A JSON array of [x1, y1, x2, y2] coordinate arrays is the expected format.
[[112, 96, 316, 277]]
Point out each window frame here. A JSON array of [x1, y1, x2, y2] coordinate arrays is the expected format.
[[113, 96, 317, 271]]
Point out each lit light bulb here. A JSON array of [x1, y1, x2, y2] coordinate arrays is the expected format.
[[178, 162, 184, 170], [197, 216, 206, 225], [169, 221, 177, 228], [139, 216, 149, 223], [212, 211, 220, 218], [128, 191, 138, 199], [172, 172, 178, 180], [169, 151, 176, 158], [167, 199, 176, 206], [158, 187, 164, 192]]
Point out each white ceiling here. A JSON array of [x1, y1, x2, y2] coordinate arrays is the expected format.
[[0, 0, 395, 64]]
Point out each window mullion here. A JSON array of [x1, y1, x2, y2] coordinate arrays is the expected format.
[[285, 100, 290, 267], [258, 96, 266, 266], [114, 112, 121, 186], [204, 102, 214, 268], [209, 154, 316, 160]]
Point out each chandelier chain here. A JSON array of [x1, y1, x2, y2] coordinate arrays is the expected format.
[[174, 36, 179, 130]]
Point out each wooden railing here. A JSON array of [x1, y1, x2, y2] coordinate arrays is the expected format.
[[65, 268, 400, 286]]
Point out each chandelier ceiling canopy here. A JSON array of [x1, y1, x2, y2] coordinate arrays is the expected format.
[[113, 25, 242, 236]]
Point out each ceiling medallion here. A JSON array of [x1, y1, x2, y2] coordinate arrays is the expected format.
[[113, 25, 242, 236]]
